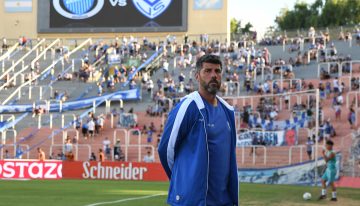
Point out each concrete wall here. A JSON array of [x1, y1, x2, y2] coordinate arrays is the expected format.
[[0, 0, 229, 42]]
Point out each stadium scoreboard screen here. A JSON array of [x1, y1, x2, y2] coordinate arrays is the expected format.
[[38, 0, 188, 33]]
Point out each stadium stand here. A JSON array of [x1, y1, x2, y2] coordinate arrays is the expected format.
[[0, 26, 360, 179]]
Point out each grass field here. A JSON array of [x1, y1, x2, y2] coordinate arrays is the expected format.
[[1, 180, 360, 206]]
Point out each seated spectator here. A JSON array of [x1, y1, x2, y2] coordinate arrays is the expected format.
[[143, 151, 155, 163], [113, 139, 125, 161], [89, 152, 96, 161], [66, 151, 75, 161]]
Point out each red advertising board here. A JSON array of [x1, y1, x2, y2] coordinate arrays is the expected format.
[[0, 160, 168, 181], [62, 161, 168, 181], [0, 160, 62, 179]]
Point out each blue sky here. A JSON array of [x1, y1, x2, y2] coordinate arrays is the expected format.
[[229, 0, 316, 37]]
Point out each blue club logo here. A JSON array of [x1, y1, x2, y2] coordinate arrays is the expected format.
[[53, 0, 104, 20], [132, 0, 172, 19], [63, 0, 95, 15]]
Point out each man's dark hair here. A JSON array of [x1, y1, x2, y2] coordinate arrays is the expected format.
[[195, 54, 222, 73], [326, 140, 334, 146]]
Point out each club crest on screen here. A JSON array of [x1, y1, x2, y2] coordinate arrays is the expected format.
[[53, 0, 104, 19], [132, 0, 172, 19]]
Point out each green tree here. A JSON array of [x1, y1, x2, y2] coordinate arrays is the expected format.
[[275, 0, 360, 30], [242, 22, 253, 34], [230, 18, 241, 35]]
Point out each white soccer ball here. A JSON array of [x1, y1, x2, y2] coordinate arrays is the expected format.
[[303, 192, 312, 200]]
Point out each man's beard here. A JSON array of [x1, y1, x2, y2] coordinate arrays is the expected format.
[[201, 78, 221, 95]]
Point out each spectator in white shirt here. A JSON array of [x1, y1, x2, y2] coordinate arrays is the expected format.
[[333, 77, 339, 93], [336, 94, 343, 105], [103, 137, 111, 160], [143, 151, 154, 163], [87, 119, 95, 137]]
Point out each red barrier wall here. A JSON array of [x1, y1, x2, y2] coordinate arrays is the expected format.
[[0, 160, 62, 179], [62, 161, 168, 181], [0, 160, 168, 181]]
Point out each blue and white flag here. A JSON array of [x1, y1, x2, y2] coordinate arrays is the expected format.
[[194, 0, 222, 10], [4, 0, 32, 13]]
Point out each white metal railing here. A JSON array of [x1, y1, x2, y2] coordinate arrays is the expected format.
[[113, 129, 128, 160], [1, 129, 17, 145], [317, 62, 341, 78], [20, 85, 53, 100], [289, 145, 325, 165], [51, 130, 63, 145], [71, 59, 84, 73], [272, 78, 302, 94], [105, 99, 124, 115], [47, 100, 63, 113], [224, 82, 240, 96], [35, 113, 53, 129], [223, 89, 317, 111], [0, 43, 18, 63], [0, 39, 46, 90], [30, 39, 60, 69], [63, 129, 79, 143], [238, 145, 267, 165], [89, 143, 155, 163], [289, 145, 306, 165], [0, 39, 92, 104], [61, 114, 76, 128], [346, 91, 360, 109], [50, 143, 79, 160], [340, 60, 360, 78], [0, 115, 15, 130], [128, 129, 142, 162], [316, 48, 333, 63], [126, 145, 155, 163], [0, 144, 29, 159]]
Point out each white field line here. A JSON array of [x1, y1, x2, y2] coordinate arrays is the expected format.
[[84, 193, 166, 206]]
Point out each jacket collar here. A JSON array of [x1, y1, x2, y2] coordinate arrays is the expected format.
[[185, 91, 234, 111]]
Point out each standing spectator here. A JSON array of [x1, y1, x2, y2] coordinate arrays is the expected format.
[[64, 138, 73, 158], [50, 67, 55, 81], [4, 150, 10, 159], [324, 120, 332, 140], [2, 37, 7, 50], [99, 149, 105, 162], [114, 139, 125, 161], [334, 103, 341, 121], [143, 151, 155, 163], [103, 137, 111, 160], [37, 148, 45, 161], [75, 115, 81, 130], [87, 118, 95, 138], [348, 108, 356, 129], [333, 77, 339, 93], [15, 145, 23, 159], [306, 137, 314, 160], [284, 90, 290, 109], [146, 79, 154, 96], [249, 135, 258, 156], [97, 83, 103, 96], [82, 121, 88, 139]]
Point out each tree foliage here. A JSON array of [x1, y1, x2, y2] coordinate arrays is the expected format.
[[230, 18, 254, 36], [276, 0, 360, 30]]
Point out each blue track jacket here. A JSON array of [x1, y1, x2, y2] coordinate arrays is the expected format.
[[158, 91, 239, 206]]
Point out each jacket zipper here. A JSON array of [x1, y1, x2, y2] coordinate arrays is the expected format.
[[199, 111, 209, 205]]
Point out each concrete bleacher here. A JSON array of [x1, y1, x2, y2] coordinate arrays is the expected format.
[[1, 35, 359, 173]]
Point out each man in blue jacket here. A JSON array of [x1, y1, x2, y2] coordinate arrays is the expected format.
[[158, 54, 239, 206]]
